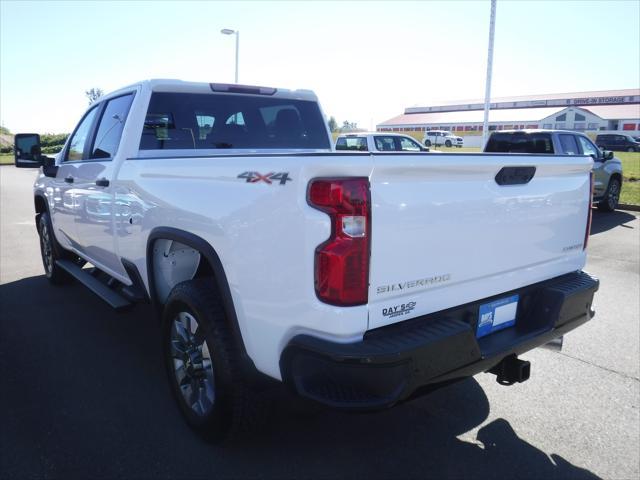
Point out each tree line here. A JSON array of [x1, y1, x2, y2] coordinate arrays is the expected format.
[[327, 116, 360, 133]]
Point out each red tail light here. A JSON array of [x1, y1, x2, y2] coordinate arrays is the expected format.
[[308, 178, 370, 306], [584, 171, 594, 250]]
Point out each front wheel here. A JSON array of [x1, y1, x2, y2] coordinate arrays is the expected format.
[[38, 212, 72, 284], [445, 140, 452, 147], [162, 279, 258, 442], [424, 139, 431, 147], [627, 147, 636, 152], [598, 177, 621, 212]]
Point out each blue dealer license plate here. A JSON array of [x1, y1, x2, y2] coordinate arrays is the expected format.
[[476, 294, 519, 338]]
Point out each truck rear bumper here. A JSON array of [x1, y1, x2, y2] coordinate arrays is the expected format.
[[280, 271, 598, 410]]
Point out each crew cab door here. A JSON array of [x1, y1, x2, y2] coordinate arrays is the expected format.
[[51, 105, 101, 251], [575, 135, 607, 197], [70, 93, 135, 280]]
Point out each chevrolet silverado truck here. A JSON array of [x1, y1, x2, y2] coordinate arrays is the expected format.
[[15, 80, 599, 441], [484, 129, 623, 212]]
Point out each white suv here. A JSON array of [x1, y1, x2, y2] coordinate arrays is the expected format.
[[423, 130, 463, 148]]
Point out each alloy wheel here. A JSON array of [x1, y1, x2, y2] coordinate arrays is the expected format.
[[170, 311, 216, 416], [40, 222, 53, 274], [608, 180, 620, 210]]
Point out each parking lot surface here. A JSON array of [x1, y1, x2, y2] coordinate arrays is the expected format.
[[1, 166, 638, 479]]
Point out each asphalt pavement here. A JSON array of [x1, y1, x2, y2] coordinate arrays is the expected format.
[[1, 166, 638, 479]]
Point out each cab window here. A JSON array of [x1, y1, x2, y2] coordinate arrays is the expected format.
[[140, 92, 330, 150], [335, 137, 367, 151], [398, 137, 421, 151], [374, 136, 397, 151], [65, 107, 99, 161], [577, 136, 599, 157], [558, 134, 579, 155], [90, 93, 135, 159]]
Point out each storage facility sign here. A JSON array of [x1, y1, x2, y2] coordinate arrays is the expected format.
[[572, 96, 626, 105]]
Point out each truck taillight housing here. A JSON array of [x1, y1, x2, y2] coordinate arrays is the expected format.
[[308, 178, 371, 306], [584, 171, 594, 250]]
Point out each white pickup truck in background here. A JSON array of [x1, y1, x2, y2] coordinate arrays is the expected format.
[[335, 132, 430, 152], [15, 79, 599, 441]]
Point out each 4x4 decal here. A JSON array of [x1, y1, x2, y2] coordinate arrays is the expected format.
[[237, 172, 292, 185]]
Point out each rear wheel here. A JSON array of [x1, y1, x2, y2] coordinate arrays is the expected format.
[[627, 147, 635, 152], [598, 177, 621, 212], [162, 278, 257, 442], [445, 140, 452, 147]]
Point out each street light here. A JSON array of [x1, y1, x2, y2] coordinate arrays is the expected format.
[[220, 28, 239, 83]]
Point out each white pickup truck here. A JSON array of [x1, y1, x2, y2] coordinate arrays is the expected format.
[[15, 79, 599, 441]]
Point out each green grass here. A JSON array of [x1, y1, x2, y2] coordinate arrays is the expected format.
[[620, 181, 639, 206], [0, 154, 13, 165], [610, 151, 639, 206], [616, 151, 640, 179]]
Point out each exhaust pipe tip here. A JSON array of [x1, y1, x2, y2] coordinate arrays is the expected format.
[[541, 336, 564, 352]]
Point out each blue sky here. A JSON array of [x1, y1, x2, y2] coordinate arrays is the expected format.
[[1, 0, 639, 133]]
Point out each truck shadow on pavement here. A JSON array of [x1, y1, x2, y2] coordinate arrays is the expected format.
[[590, 209, 637, 235], [0, 275, 601, 480]]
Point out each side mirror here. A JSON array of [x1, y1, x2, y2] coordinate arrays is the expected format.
[[14, 134, 44, 168], [603, 150, 614, 161], [421, 146, 430, 152]]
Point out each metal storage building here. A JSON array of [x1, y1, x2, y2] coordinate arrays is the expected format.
[[377, 89, 640, 141]]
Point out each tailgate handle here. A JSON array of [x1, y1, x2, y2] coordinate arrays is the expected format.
[[495, 166, 536, 186]]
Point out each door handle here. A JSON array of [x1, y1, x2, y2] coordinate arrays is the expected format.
[[95, 178, 110, 187], [64, 176, 74, 184]]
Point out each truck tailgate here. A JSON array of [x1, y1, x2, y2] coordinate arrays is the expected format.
[[368, 153, 592, 330]]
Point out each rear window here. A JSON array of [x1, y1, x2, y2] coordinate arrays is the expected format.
[[335, 137, 368, 151], [140, 92, 330, 150], [485, 132, 553, 154]]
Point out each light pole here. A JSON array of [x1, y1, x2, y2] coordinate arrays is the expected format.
[[481, 0, 497, 150], [220, 28, 239, 83]]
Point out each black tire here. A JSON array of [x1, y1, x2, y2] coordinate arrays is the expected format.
[[598, 177, 621, 212], [162, 278, 258, 442], [37, 212, 72, 284], [627, 147, 635, 152], [445, 140, 452, 147], [424, 139, 431, 147]]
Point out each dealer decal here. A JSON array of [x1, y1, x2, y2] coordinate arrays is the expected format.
[[383, 302, 417, 319], [237, 171, 292, 185]]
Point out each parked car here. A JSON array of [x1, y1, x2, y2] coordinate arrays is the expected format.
[[15, 80, 598, 441], [335, 132, 430, 152], [423, 130, 463, 148], [595, 133, 640, 152], [484, 129, 623, 212]]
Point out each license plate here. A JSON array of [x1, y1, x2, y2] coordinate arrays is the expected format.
[[476, 294, 519, 338]]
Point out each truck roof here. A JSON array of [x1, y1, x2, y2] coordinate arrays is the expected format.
[[104, 79, 319, 102]]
